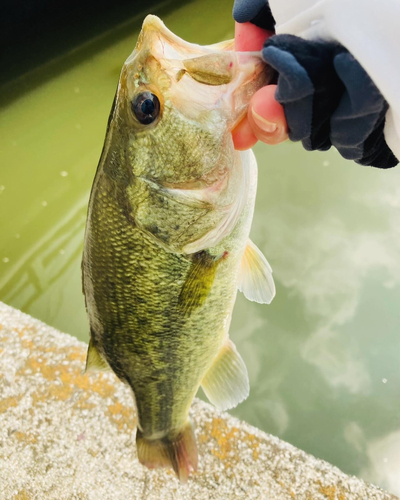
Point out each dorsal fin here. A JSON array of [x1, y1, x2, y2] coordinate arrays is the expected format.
[[238, 239, 275, 304]]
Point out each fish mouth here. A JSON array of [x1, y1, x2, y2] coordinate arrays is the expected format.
[[134, 15, 235, 60], [127, 15, 269, 131]]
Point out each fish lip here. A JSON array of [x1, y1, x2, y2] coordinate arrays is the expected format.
[[137, 15, 235, 57]]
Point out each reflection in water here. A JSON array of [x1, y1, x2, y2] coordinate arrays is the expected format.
[[274, 190, 400, 394], [362, 431, 400, 495], [230, 143, 400, 495], [0, 0, 399, 495], [0, 199, 87, 312], [303, 326, 372, 395]]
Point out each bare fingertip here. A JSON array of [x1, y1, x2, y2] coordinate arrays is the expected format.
[[232, 117, 258, 150]]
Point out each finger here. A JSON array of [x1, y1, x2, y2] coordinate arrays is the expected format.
[[232, 116, 258, 150], [235, 21, 273, 52], [232, 85, 288, 149], [248, 85, 289, 145]]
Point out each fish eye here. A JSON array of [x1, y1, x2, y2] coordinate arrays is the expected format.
[[131, 92, 160, 125]]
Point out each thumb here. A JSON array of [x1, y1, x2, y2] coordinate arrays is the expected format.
[[248, 85, 288, 145], [232, 85, 288, 150]]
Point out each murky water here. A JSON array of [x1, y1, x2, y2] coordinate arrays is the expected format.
[[1, 0, 399, 494]]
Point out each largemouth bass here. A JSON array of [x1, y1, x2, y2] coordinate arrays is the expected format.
[[82, 15, 275, 482]]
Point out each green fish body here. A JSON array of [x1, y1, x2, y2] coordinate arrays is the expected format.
[[82, 15, 275, 482]]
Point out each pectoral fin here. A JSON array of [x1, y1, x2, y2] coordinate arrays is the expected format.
[[85, 339, 111, 373], [201, 338, 249, 411], [178, 251, 223, 316], [238, 239, 275, 304]]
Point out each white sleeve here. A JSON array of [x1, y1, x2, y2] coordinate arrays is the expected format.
[[269, 0, 400, 161]]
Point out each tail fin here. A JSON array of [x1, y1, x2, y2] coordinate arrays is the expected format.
[[136, 420, 198, 483]]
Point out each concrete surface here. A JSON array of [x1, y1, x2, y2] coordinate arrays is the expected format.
[[0, 302, 397, 500]]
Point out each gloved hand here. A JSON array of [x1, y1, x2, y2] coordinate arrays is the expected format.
[[233, 0, 398, 168]]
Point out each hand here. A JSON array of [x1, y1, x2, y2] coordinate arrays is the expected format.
[[232, 21, 289, 150], [232, 0, 398, 168]]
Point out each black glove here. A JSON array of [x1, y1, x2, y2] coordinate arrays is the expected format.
[[233, 0, 275, 31], [233, 0, 398, 169]]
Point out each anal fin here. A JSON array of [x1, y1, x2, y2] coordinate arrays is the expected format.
[[238, 239, 276, 304], [85, 339, 111, 373], [201, 338, 249, 411]]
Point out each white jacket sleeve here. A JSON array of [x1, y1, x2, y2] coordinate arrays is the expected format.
[[269, 0, 400, 161]]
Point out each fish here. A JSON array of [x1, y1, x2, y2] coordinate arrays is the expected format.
[[82, 15, 275, 482]]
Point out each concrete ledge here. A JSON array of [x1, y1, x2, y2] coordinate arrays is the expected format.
[[0, 302, 397, 500]]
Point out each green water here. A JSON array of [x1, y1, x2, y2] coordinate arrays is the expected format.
[[1, 0, 399, 494]]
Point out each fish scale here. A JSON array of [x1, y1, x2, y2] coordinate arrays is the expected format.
[[82, 15, 274, 482], [85, 168, 244, 431], [129, 105, 225, 183]]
